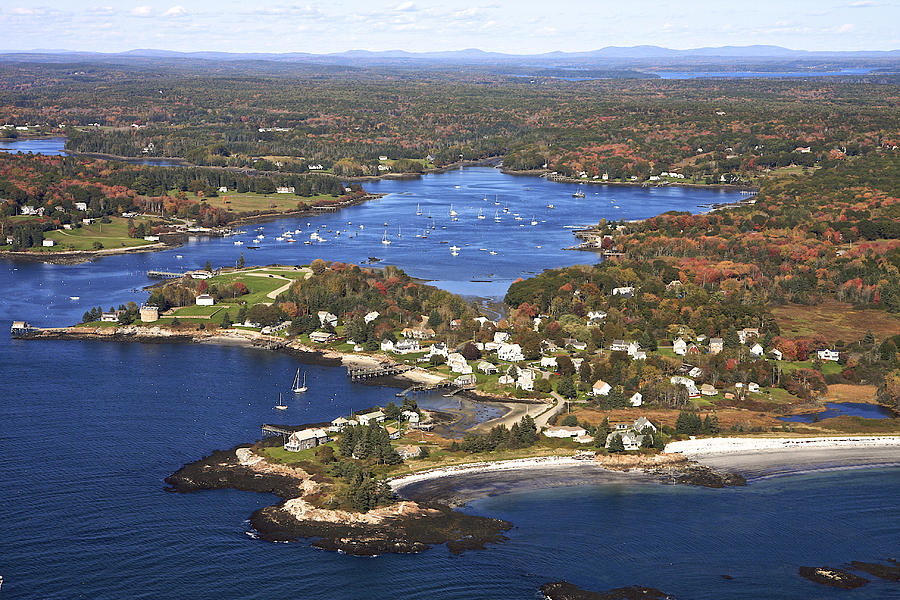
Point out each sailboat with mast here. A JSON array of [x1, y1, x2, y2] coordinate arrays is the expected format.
[[292, 368, 307, 393], [449, 204, 458, 218], [381, 228, 391, 245], [416, 203, 423, 216], [477, 208, 485, 220], [275, 392, 287, 410]]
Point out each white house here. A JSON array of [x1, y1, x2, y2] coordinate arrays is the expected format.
[[364, 311, 380, 324], [516, 368, 535, 391], [477, 361, 498, 374], [284, 428, 329, 452], [394, 339, 421, 354], [629, 392, 643, 407], [447, 352, 472, 374], [633, 417, 657, 433], [750, 343, 764, 358], [74, 202, 88, 211], [493, 331, 511, 344], [218, 186, 228, 193], [454, 373, 477, 387], [592, 379, 611, 396], [612, 286, 635, 297], [610, 339, 628, 353], [498, 343, 524, 362], [673, 338, 688, 355], [100, 310, 122, 322], [688, 366, 704, 379], [817, 349, 840, 362], [709, 337, 724, 355], [401, 410, 420, 424], [769, 348, 784, 361], [498, 374, 515, 386], [276, 186, 295, 194], [671, 375, 699, 398], [626, 341, 641, 358], [748, 382, 761, 393], [195, 294, 215, 306], [587, 310, 607, 323], [738, 328, 760, 344], [329, 416, 356, 431], [317, 311, 338, 328], [606, 430, 644, 450], [357, 410, 385, 425], [380, 339, 395, 352], [540, 356, 558, 371], [700, 383, 718, 396], [427, 342, 449, 359], [42, 239, 56, 247], [309, 331, 337, 343], [543, 425, 587, 439]]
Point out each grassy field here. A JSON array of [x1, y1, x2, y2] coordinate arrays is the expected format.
[[772, 300, 900, 342], [190, 191, 334, 213], [41, 217, 155, 251], [778, 359, 843, 376]]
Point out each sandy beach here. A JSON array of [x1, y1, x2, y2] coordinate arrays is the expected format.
[[666, 436, 900, 479]]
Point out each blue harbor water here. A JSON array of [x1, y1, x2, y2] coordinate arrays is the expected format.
[[778, 402, 894, 423], [650, 68, 878, 79], [0, 136, 184, 165], [2, 167, 899, 598]]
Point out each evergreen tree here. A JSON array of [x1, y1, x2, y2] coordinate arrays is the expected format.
[[556, 375, 577, 399], [608, 434, 625, 453], [724, 328, 741, 349]]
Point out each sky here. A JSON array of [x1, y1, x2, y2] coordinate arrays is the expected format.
[[1, 0, 897, 55]]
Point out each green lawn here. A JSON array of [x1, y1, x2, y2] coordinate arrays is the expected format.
[[778, 360, 843, 376], [187, 191, 335, 213], [170, 304, 229, 317], [42, 217, 155, 251]]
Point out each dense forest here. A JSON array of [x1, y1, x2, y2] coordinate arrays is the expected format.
[[1, 61, 897, 182]]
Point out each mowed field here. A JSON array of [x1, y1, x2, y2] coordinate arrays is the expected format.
[[42, 217, 155, 251], [772, 300, 900, 342], [192, 192, 334, 213]]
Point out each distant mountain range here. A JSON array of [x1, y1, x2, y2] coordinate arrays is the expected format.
[[3, 45, 899, 63]]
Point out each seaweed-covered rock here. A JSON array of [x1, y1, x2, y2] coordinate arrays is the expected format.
[[849, 560, 900, 582], [541, 581, 672, 600], [799, 566, 868, 589]]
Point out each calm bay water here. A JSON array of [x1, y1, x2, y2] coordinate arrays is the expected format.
[[778, 401, 894, 423], [2, 166, 898, 599]]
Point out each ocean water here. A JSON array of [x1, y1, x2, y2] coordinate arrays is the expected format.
[[3, 168, 897, 598]]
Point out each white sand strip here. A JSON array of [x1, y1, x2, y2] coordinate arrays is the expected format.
[[390, 455, 585, 491]]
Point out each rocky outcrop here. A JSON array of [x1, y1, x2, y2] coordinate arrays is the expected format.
[[541, 581, 672, 600], [798, 567, 869, 589], [166, 444, 511, 556]]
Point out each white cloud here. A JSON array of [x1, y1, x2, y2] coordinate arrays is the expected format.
[[10, 7, 44, 15], [849, 1, 875, 6], [130, 6, 152, 17], [88, 6, 116, 16], [836, 23, 856, 33], [162, 5, 187, 17], [394, 1, 416, 11]]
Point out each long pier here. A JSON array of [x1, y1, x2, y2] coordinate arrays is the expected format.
[[146, 270, 185, 279], [261, 423, 304, 439], [347, 364, 413, 381], [395, 380, 454, 397]]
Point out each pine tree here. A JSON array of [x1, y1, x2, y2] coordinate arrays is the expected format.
[[608, 434, 625, 453]]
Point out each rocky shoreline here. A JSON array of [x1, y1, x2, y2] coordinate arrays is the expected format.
[[165, 443, 511, 556], [540, 581, 672, 600], [0, 242, 172, 265]]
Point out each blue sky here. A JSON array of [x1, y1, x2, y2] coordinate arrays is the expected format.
[[1, 1, 897, 54]]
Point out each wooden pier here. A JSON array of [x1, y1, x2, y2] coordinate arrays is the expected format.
[[146, 270, 185, 280], [261, 423, 304, 440], [347, 364, 413, 381], [395, 380, 454, 397]]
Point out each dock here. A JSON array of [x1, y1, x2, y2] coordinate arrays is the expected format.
[[261, 423, 305, 440], [146, 270, 185, 279], [347, 364, 413, 381], [395, 380, 455, 397]]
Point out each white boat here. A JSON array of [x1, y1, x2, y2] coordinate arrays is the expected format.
[[397, 225, 402, 238], [503, 203, 510, 213], [449, 245, 461, 252], [546, 204, 555, 209], [176, 255, 183, 259], [359, 225, 364, 230], [287, 239, 297, 243], [493, 209, 501, 222], [449, 205, 458, 218], [494, 195, 500, 205], [416, 203, 423, 216], [275, 393, 287, 410], [233, 240, 244, 245], [292, 369, 307, 393], [69, 296, 80, 301], [515, 215, 523, 221], [477, 208, 485, 220], [489, 251, 498, 255], [276, 237, 284, 241], [450, 250, 459, 256], [531, 216, 538, 226], [381, 230, 391, 245]]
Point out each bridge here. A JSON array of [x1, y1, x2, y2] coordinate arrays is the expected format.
[[347, 363, 413, 381]]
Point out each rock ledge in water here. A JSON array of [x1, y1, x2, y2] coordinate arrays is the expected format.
[[541, 581, 672, 600], [798, 566, 868, 589]]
